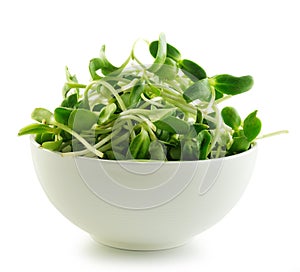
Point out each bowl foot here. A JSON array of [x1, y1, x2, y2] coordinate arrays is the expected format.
[[90, 235, 190, 251]]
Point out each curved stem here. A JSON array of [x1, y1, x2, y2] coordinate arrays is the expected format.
[[98, 80, 127, 111], [53, 122, 104, 158], [256, 130, 289, 140], [140, 93, 164, 108], [131, 38, 149, 69]]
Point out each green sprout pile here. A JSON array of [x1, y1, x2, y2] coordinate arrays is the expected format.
[[19, 33, 286, 161]]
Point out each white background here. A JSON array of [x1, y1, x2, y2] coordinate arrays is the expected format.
[[1, 0, 299, 271]]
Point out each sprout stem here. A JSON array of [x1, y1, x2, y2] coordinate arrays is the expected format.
[[256, 130, 289, 140], [53, 122, 104, 158]]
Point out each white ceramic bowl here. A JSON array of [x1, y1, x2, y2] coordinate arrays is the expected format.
[[30, 137, 257, 250]]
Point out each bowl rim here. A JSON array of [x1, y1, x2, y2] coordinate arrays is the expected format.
[[30, 135, 257, 165]]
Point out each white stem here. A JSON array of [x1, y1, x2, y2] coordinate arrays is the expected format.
[[99, 80, 127, 111], [54, 122, 104, 158], [256, 130, 289, 140]]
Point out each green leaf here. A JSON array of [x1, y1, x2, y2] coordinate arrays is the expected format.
[[215, 89, 224, 100], [89, 58, 103, 80], [42, 139, 63, 151], [67, 93, 78, 108], [68, 109, 99, 132], [18, 123, 56, 136], [149, 140, 166, 160], [148, 108, 175, 122], [154, 116, 190, 134], [179, 59, 206, 81], [92, 103, 105, 112], [128, 127, 150, 159], [89, 45, 119, 79], [156, 129, 170, 142], [196, 109, 203, 124], [65, 66, 78, 83], [62, 67, 81, 98], [181, 138, 199, 160], [211, 74, 254, 95], [77, 96, 90, 110], [40, 133, 55, 143], [31, 108, 53, 124], [183, 78, 212, 103], [99, 45, 119, 75], [148, 33, 167, 73], [54, 107, 73, 125], [169, 145, 181, 160], [98, 103, 117, 124], [243, 110, 262, 141], [156, 57, 178, 80], [120, 92, 131, 108], [61, 94, 79, 108], [129, 83, 144, 107], [221, 107, 241, 131], [193, 123, 209, 134], [35, 133, 43, 144], [227, 136, 251, 155], [197, 130, 212, 159], [146, 85, 161, 97], [35, 133, 55, 144], [149, 40, 181, 62]]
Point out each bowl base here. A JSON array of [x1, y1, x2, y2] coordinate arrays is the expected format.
[[90, 235, 190, 251]]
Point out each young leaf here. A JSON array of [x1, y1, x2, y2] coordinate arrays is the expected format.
[[40, 133, 55, 143], [89, 45, 118, 79], [149, 140, 167, 160], [60, 130, 72, 141], [89, 58, 103, 80], [197, 130, 212, 159], [18, 123, 56, 136], [243, 110, 262, 142], [211, 74, 254, 95], [62, 67, 83, 98], [31, 108, 53, 124], [148, 33, 167, 73], [128, 127, 150, 159], [98, 103, 117, 124], [68, 109, 99, 132], [42, 139, 63, 151], [179, 59, 207, 81], [181, 138, 199, 160], [99, 45, 119, 75], [183, 78, 212, 103], [54, 107, 73, 125], [92, 103, 105, 112], [221, 107, 241, 131], [124, 108, 175, 123], [154, 116, 190, 134], [66, 93, 78, 108], [149, 40, 181, 62], [148, 108, 175, 122], [129, 83, 144, 107], [215, 89, 224, 100], [193, 123, 210, 134], [196, 109, 203, 124], [146, 85, 161, 97], [77, 96, 90, 110], [120, 92, 131, 108], [169, 145, 181, 160], [227, 136, 251, 155], [156, 57, 178, 80]]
